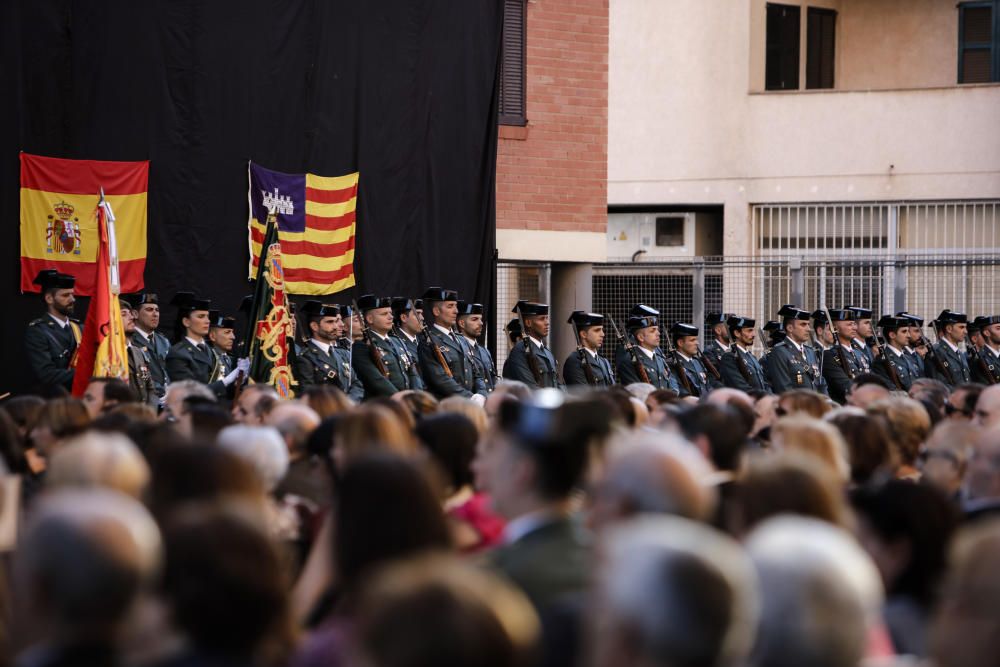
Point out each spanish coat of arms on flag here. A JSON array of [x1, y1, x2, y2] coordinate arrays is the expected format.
[[248, 162, 359, 296]]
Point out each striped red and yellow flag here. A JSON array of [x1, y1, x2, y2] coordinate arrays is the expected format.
[[248, 162, 358, 295], [20, 153, 148, 296]]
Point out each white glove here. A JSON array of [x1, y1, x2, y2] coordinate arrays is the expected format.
[[470, 393, 486, 407], [236, 357, 251, 374], [223, 359, 251, 386]]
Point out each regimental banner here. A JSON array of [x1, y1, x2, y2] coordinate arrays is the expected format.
[[247, 162, 358, 295], [247, 213, 296, 398], [19, 153, 148, 296]]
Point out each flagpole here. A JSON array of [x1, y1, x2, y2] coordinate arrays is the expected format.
[[99, 187, 121, 295]]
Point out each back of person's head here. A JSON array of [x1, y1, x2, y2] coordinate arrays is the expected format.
[[847, 378, 891, 409], [334, 405, 417, 467], [31, 397, 90, 443], [777, 390, 831, 419], [931, 519, 1000, 667], [590, 432, 716, 530], [186, 399, 232, 441], [217, 425, 289, 493], [826, 412, 893, 484], [770, 415, 850, 481], [868, 396, 932, 467], [2, 395, 45, 436], [395, 390, 440, 421], [746, 516, 883, 667], [16, 489, 161, 642], [164, 379, 214, 405], [100, 378, 137, 407], [438, 396, 489, 435], [161, 502, 292, 663], [300, 385, 352, 419], [355, 556, 539, 667], [595, 515, 758, 667], [367, 396, 419, 433], [0, 407, 28, 474], [849, 481, 958, 606], [923, 420, 979, 497], [47, 432, 150, 499], [335, 453, 452, 598], [731, 453, 849, 537], [416, 413, 479, 495], [265, 401, 321, 458], [675, 403, 750, 473], [147, 444, 264, 520], [950, 383, 984, 419]]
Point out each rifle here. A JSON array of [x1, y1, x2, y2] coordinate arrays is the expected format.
[[967, 333, 998, 385], [515, 308, 544, 386], [828, 311, 854, 380], [875, 334, 904, 390], [353, 301, 390, 378], [921, 328, 955, 385], [609, 316, 650, 384], [663, 327, 695, 396], [570, 318, 598, 386], [698, 345, 721, 381], [420, 322, 453, 378]]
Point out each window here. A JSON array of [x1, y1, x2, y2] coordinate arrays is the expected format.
[[499, 0, 526, 126], [655, 217, 685, 247], [959, 1, 998, 83], [766, 3, 801, 91], [806, 8, 836, 89]]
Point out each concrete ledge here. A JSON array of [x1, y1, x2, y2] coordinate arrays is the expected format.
[[496, 229, 607, 263]]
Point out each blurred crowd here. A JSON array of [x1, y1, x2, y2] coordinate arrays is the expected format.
[[2, 372, 1000, 667]]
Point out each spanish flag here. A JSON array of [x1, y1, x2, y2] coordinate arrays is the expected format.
[[248, 162, 358, 295], [20, 153, 148, 296], [71, 195, 130, 396]]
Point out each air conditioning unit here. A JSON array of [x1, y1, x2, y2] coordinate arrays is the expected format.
[[607, 212, 719, 260]]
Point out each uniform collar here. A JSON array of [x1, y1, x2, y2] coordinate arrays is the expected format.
[[311, 338, 332, 355], [677, 350, 693, 361], [371, 330, 390, 341], [399, 330, 418, 343], [714, 340, 730, 352], [637, 345, 655, 359], [584, 348, 598, 358], [942, 338, 961, 354], [788, 339, 805, 354], [528, 336, 545, 349], [463, 335, 478, 347], [887, 344, 905, 357], [48, 313, 69, 328], [434, 324, 454, 337], [185, 336, 206, 348], [986, 344, 1000, 357]]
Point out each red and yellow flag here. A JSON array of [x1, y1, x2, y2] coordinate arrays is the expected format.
[[20, 153, 148, 296], [71, 198, 130, 396]]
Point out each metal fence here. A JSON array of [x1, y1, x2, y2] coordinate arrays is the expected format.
[[495, 261, 550, 371]]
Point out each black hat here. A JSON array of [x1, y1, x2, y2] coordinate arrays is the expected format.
[[975, 315, 1000, 328], [339, 305, 354, 319], [33, 269, 75, 291], [631, 304, 660, 318], [728, 316, 756, 330], [567, 311, 604, 327], [811, 310, 830, 325], [877, 315, 907, 331], [506, 318, 523, 336], [391, 297, 415, 317], [669, 322, 699, 338], [846, 306, 873, 319], [762, 320, 783, 333], [777, 304, 800, 318], [422, 287, 458, 303], [896, 311, 924, 327], [936, 309, 968, 325], [356, 294, 393, 312], [706, 312, 733, 327], [301, 300, 340, 319], [118, 298, 133, 311], [171, 291, 211, 314], [512, 300, 549, 316], [458, 302, 485, 316], [238, 295, 254, 314], [827, 309, 857, 322], [135, 293, 159, 305], [627, 315, 658, 331], [781, 307, 811, 321], [210, 313, 237, 329]]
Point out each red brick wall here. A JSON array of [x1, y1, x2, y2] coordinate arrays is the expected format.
[[496, 0, 608, 235]]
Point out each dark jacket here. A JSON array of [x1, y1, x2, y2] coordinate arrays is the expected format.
[[165, 339, 227, 398], [126, 337, 158, 407], [823, 343, 864, 404], [418, 326, 487, 398], [132, 329, 171, 397], [970, 345, 1000, 386], [464, 339, 498, 392], [562, 349, 614, 386], [873, 346, 919, 391], [295, 340, 364, 401], [720, 345, 771, 394], [765, 340, 828, 395], [925, 340, 971, 388], [673, 352, 712, 398], [505, 338, 562, 389], [391, 329, 425, 390], [351, 333, 421, 398], [614, 344, 679, 392], [25, 315, 79, 393]]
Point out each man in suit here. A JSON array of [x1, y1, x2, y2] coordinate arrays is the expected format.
[[476, 396, 610, 612], [873, 315, 918, 391], [131, 293, 171, 400], [505, 301, 563, 389], [669, 322, 711, 398], [352, 294, 422, 398], [822, 308, 864, 405], [847, 306, 875, 372], [418, 287, 488, 402], [25, 270, 80, 395], [295, 301, 364, 401], [457, 302, 498, 392], [765, 306, 827, 395], [563, 311, 614, 387], [614, 305, 678, 392], [926, 310, 972, 389], [971, 315, 1000, 386], [165, 293, 247, 399], [719, 316, 771, 394], [390, 297, 425, 389]]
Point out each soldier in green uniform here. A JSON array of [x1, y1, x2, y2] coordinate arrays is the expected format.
[[823, 308, 864, 404], [457, 302, 498, 392], [563, 311, 614, 387], [702, 312, 733, 371], [971, 315, 1000, 385], [896, 312, 928, 378], [614, 306, 678, 392], [131, 293, 170, 400], [390, 297, 425, 388], [668, 322, 711, 397], [846, 306, 875, 372], [25, 270, 80, 395], [119, 299, 157, 407], [766, 307, 828, 395], [295, 301, 364, 401], [719, 316, 771, 393], [208, 312, 237, 377], [418, 287, 488, 402], [926, 310, 972, 389], [505, 301, 563, 389], [165, 293, 247, 399], [873, 315, 918, 391], [352, 294, 423, 398]]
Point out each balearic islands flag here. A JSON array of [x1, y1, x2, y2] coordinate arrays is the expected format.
[[20, 153, 148, 296], [248, 162, 358, 295]]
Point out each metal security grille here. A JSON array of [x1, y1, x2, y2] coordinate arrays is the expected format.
[[495, 261, 550, 372]]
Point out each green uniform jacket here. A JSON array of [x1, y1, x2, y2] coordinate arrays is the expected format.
[[926, 340, 971, 389], [132, 329, 170, 397], [25, 315, 79, 393], [720, 345, 771, 393], [823, 343, 864, 404], [614, 344, 678, 392], [765, 340, 828, 395], [873, 347, 918, 391], [970, 345, 1000, 386], [675, 353, 711, 398], [562, 349, 614, 386], [352, 334, 421, 398], [165, 339, 227, 398], [391, 330, 425, 390], [295, 341, 365, 401], [126, 338, 158, 407], [466, 340, 498, 392], [418, 327, 487, 398], [506, 339, 563, 389]]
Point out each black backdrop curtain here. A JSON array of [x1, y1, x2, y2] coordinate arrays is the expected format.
[[0, 0, 501, 395]]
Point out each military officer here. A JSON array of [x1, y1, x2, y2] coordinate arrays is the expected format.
[[501, 318, 524, 379], [352, 294, 422, 398], [615, 306, 679, 392], [872, 316, 918, 391], [131, 293, 170, 399], [391, 297, 425, 388], [669, 322, 711, 398], [418, 287, 488, 402], [296, 301, 364, 401], [563, 311, 614, 387], [766, 307, 828, 395], [823, 308, 865, 405], [505, 301, 563, 389], [896, 312, 928, 378], [971, 315, 1000, 385], [719, 316, 771, 393], [120, 299, 157, 407], [846, 306, 875, 371], [758, 320, 785, 377], [925, 310, 972, 388], [457, 302, 498, 392], [703, 312, 734, 371], [165, 293, 247, 398], [811, 310, 834, 352], [208, 312, 237, 377], [25, 270, 80, 395]]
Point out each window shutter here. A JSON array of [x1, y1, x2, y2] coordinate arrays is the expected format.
[[499, 0, 526, 126], [806, 8, 836, 89], [765, 4, 801, 91], [959, 4, 995, 83]]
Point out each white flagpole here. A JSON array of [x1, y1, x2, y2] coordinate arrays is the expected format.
[[100, 187, 121, 294]]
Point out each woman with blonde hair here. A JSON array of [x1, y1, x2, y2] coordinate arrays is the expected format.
[[867, 396, 932, 481], [770, 414, 851, 481], [438, 396, 488, 436], [47, 431, 151, 499], [332, 404, 418, 470], [777, 389, 832, 419]]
